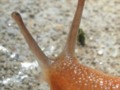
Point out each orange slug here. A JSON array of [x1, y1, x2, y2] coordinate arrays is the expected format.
[[11, 0, 120, 90]]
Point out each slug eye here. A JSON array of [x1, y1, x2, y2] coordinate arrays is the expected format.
[[11, 12, 21, 18]]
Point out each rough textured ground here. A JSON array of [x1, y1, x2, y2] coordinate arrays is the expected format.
[[0, 0, 120, 90]]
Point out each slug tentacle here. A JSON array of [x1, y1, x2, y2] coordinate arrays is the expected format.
[[62, 0, 85, 56], [11, 12, 49, 69]]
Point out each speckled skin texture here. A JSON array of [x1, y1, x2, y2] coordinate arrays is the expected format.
[[49, 55, 120, 90]]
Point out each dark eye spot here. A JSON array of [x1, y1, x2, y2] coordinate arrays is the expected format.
[[14, 12, 20, 16], [12, 12, 20, 17]]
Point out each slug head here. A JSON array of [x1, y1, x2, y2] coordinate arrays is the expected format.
[[11, 0, 100, 90]]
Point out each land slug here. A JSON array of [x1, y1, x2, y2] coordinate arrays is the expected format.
[[11, 0, 120, 90]]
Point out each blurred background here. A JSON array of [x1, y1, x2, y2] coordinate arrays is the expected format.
[[0, 0, 120, 90]]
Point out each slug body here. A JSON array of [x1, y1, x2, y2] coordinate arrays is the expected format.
[[49, 56, 120, 90], [11, 0, 120, 90]]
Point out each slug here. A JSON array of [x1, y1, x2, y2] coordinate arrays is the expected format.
[[11, 0, 120, 90]]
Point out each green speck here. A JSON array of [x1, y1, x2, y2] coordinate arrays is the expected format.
[[78, 28, 85, 46]]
